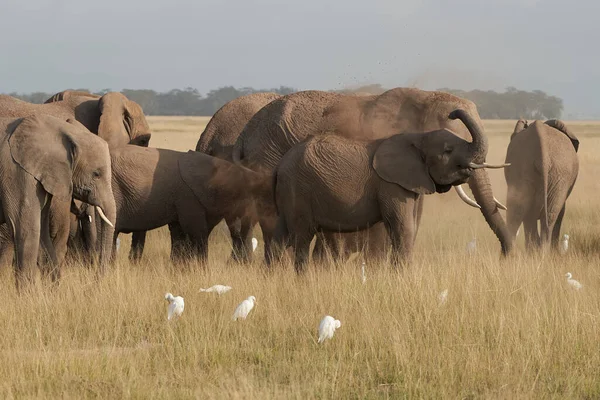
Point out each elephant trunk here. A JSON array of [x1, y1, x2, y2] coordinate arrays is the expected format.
[[468, 169, 513, 255], [448, 109, 488, 163], [96, 195, 116, 273]]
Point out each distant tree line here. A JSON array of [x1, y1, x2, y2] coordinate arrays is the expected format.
[[6, 84, 563, 119]]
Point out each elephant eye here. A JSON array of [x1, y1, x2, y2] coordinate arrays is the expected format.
[[93, 170, 101, 179]]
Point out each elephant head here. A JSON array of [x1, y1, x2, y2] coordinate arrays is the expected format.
[[45, 90, 152, 149], [511, 119, 529, 140], [8, 115, 117, 271], [544, 119, 579, 152], [373, 109, 508, 194]]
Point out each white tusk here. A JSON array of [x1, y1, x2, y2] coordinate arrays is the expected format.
[[469, 162, 511, 169], [494, 197, 507, 210], [454, 185, 480, 209], [95, 206, 114, 228], [88, 215, 92, 222]]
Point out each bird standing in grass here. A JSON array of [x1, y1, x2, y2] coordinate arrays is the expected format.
[[559, 234, 569, 255], [165, 293, 185, 320], [199, 285, 232, 295], [318, 316, 341, 344], [233, 296, 256, 321], [565, 272, 582, 290]]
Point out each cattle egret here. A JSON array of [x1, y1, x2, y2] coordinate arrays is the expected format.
[[439, 289, 449, 305], [165, 293, 185, 320], [361, 262, 366, 285], [565, 272, 582, 290], [559, 234, 569, 255], [233, 296, 256, 321], [252, 237, 258, 252], [318, 315, 341, 344], [466, 238, 477, 255], [199, 285, 232, 295]]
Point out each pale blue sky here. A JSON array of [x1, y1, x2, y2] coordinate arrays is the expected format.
[[1, 0, 598, 117]]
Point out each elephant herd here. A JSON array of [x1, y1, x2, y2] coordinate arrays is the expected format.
[[0, 87, 579, 289]]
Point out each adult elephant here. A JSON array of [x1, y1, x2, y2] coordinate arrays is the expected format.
[[271, 110, 506, 270], [505, 119, 579, 250], [0, 115, 116, 289], [141, 92, 280, 263], [233, 88, 512, 259], [0, 90, 152, 265]]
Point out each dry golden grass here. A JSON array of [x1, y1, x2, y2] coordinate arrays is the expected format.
[[1, 117, 600, 398]]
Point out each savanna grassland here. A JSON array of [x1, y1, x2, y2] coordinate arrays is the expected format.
[[1, 117, 600, 399]]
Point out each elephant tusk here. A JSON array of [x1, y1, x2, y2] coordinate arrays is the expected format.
[[95, 206, 114, 228], [469, 162, 511, 169], [454, 185, 481, 209], [494, 197, 508, 211]]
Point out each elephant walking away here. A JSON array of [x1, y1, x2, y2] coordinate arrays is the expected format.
[[505, 119, 579, 250], [270, 110, 509, 271], [0, 116, 116, 289]]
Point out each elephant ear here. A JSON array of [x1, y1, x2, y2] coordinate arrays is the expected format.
[[44, 90, 101, 104], [8, 115, 74, 201], [97, 92, 131, 148], [372, 134, 435, 194], [545, 119, 579, 152]]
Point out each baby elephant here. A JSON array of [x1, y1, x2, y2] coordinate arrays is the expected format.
[[89, 145, 271, 263], [270, 110, 508, 271], [505, 119, 579, 250]]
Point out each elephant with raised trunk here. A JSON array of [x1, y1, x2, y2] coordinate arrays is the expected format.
[[270, 110, 509, 271], [0, 115, 116, 289], [505, 119, 579, 250], [232, 88, 512, 260]]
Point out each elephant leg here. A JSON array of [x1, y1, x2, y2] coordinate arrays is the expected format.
[[381, 196, 416, 267], [40, 198, 61, 284], [267, 217, 289, 267], [168, 222, 191, 263], [294, 230, 315, 274], [228, 217, 253, 264], [551, 205, 566, 249], [0, 224, 15, 269], [523, 217, 540, 250], [177, 205, 210, 265], [311, 234, 329, 264], [363, 222, 390, 261], [129, 231, 147, 263]]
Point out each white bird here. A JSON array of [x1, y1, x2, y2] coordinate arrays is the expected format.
[[361, 262, 366, 285], [466, 238, 477, 255], [439, 289, 449, 305], [318, 315, 341, 344], [565, 272, 582, 290], [559, 234, 569, 255], [165, 293, 185, 320], [199, 285, 232, 295], [115, 237, 121, 252], [232, 296, 256, 321], [252, 237, 258, 252]]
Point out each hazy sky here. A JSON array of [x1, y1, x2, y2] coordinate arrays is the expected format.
[[1, 0, 598, 116]]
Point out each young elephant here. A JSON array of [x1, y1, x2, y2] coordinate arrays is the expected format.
[[91, 146, 271, 263], [270, 110, 508, 271], [505, 119, 579, 250]]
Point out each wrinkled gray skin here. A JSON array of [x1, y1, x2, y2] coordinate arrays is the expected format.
[[233, 88, 512, 261], [505, 119, 579, 250], [0, 115, 116, 290], [148, 92, 281, 264], [271, 110, 489, 271], [0, 90, 151, 267], [84, 146, 271, 263]]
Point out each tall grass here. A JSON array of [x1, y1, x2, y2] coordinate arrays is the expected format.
[[0, 119, 598, 398]]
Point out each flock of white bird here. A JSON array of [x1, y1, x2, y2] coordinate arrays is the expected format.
[[161, 233, 581, 342]]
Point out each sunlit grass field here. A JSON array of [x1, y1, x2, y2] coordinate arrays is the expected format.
[[1, 117, 600, 398]]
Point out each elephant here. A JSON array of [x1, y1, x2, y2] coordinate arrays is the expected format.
[[505, 119, 579, 250], [83, 145, 271, 263], [0, 115, 116, 289], [136, 92, 280, 264], [232, 88, 512, 260], [270, 110, 508, 271], [0, 90, 153, 266]]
